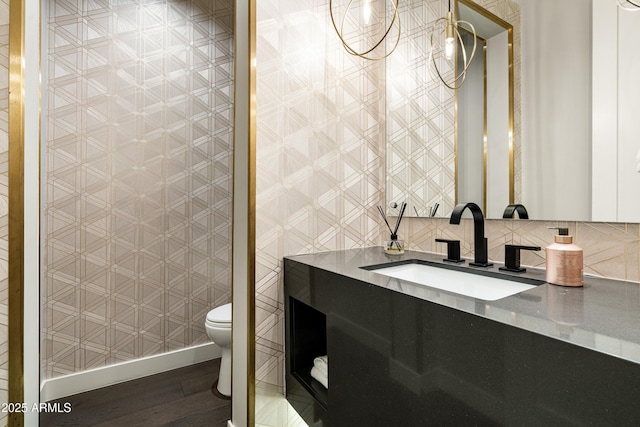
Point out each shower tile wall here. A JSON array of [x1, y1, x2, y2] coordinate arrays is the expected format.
[[0, 0, 9, 420], [42, 0, 234, 379], [255, 0, 386, 392]]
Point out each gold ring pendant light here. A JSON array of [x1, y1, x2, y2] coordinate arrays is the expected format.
[[618, 0, 640, 11], [429, 0, 477, 89], [330, 0, 401, 60]]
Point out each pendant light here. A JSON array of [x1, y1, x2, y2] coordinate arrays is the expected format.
[[428, 0, 477, 89], [329, 0, 401, 61]]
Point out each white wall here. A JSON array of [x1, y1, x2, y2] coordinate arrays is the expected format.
[[233, 0, 252, 423], [518, 0, 640, 222], [458, 34, 485, 210], [516, 0, 592, 221], [592, 0, 640, 222], [486, 30, 510, 219], [25, 0, 42, 424], [613, 5, 640, 221], [591, 0, 618, 221]]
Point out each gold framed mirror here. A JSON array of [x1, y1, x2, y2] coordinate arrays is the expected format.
[[455, 0, 515, 218]]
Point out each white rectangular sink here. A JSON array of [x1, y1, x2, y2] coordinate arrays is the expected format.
[[367, 262, 538, 301]]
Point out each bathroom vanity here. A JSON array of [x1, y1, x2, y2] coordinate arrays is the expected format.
[[284, 248, 640, 426]]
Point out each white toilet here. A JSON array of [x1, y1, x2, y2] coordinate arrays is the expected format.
[[205, 303, 232, 397]]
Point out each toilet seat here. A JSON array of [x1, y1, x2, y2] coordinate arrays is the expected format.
[[204, 302, 232, 397], [206, 321, 231, 329], [206, 303, 232, 325]]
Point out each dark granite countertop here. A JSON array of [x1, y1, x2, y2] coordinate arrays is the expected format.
[[285, 247, 640, 366]]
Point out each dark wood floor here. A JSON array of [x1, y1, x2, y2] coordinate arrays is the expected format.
[[40, 359, 231, 427]]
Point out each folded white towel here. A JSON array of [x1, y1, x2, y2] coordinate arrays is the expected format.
[[310, 365, 328, 389], [313, 360, 328, 378], [313, 355, 328, 368]]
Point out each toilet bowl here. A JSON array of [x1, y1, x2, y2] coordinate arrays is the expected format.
[[205, 303, 232, 397]]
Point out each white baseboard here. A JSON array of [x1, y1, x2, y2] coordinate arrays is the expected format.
[[40, 342, 221, 402]]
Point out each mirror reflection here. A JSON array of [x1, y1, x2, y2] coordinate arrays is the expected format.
[[456, 0, 514, 219], [386, 0, 640, 222]]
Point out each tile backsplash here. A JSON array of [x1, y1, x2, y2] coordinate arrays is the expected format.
[[396, 218, 640, 283]]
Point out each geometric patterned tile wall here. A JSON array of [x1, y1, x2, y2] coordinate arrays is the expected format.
[[42, 0, 234, 380], [0, 0, 9, 421], [256, 0, 386, 393], [386, 0, 456, 218]]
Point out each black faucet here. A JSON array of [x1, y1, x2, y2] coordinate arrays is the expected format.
[[502, 204, 529, 219], [449, 202, 493, 267]]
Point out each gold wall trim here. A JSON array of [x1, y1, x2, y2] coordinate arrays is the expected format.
[[8, 0, 25, 425], [508, 26, 515, 203], [483, 41, 488, 213], [248, 0, 256, 423], [233, 0, 256, 424], [454, 0, 458, 205]]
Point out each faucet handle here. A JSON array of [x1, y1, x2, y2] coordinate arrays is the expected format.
[[499, 244, 541, 273], [502, 204, 529, 219], [435, 239, 465, 264]]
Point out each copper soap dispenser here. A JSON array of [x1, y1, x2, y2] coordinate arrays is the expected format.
[[545, 227, 584, 287]]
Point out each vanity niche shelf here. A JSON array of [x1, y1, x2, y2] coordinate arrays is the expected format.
[[285, 250, 640, 427], [287, 297, 328, 410]]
